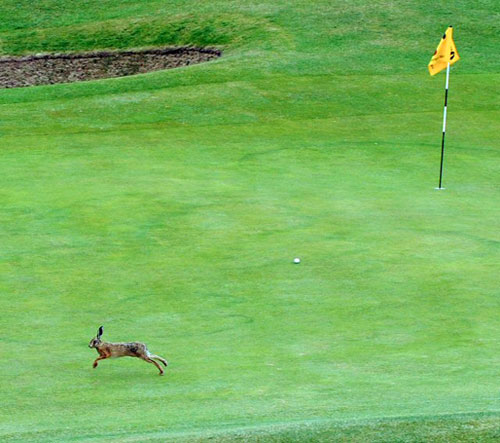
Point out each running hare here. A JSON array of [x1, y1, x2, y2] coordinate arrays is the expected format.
[[89, 326, 168, 375]]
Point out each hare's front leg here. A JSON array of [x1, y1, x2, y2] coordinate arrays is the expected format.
[[93, 355, 108, 368]]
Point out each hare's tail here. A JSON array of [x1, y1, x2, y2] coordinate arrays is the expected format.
[[150, 354, 168, 367]]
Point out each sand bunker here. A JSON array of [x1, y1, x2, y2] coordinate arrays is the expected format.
[[0, 47, 221, 88]]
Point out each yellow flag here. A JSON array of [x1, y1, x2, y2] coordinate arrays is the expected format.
[[428, 26, 460, 76]]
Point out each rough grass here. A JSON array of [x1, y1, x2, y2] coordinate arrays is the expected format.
[[0, 14, 278, 55], [0, 0, 499, 441]]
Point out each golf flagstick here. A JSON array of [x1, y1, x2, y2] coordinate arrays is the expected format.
[[437, 62, 450, 190], [428, 26, 460, 190]]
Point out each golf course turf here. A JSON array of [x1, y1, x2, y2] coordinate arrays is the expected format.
[[0, 1, 498, 441]]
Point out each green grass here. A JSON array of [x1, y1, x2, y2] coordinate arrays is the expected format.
[[0, 1, 499, 441]]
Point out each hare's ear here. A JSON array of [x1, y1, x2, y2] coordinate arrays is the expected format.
[[97, 326, 104, 339]]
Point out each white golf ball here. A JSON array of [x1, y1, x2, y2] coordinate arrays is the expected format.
[[293, 258, 301, 264]]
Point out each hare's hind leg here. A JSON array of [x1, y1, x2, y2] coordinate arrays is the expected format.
[[142, 357, 164, 375], [150, 354, 168, 367]]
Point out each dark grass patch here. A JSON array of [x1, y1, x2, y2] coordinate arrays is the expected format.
[[0, 46, 221, 88]]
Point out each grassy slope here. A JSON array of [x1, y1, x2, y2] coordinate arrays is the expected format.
[[0, 0, 499, 441]]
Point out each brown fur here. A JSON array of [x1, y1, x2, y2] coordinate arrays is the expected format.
[[89, 327, 168, 375]]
